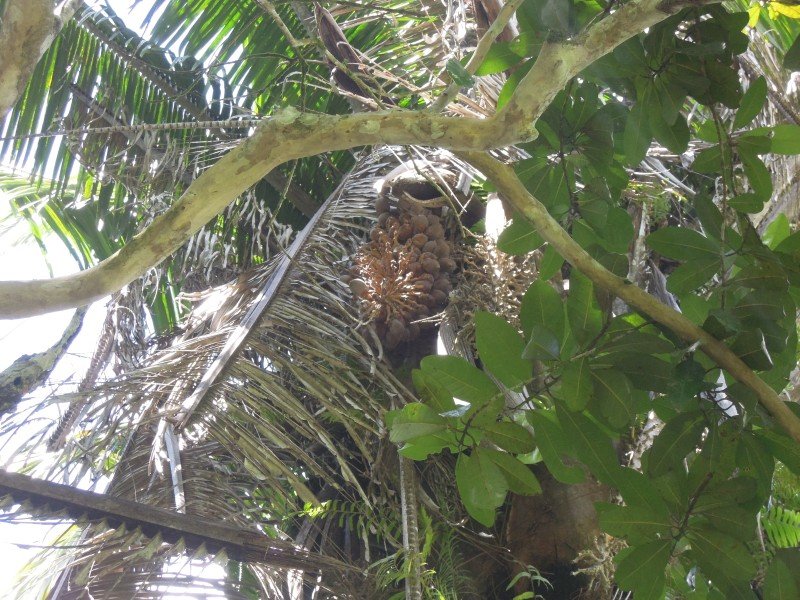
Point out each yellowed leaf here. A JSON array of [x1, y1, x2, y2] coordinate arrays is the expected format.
[[771, 2, 800, 19], [748, 4, 761, 28]]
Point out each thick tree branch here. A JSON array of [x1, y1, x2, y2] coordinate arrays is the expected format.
[[0, 0, 718, 318], [494, 0, 716, 138], [0, 0, 63, 118], [461, 152, 800, 445]]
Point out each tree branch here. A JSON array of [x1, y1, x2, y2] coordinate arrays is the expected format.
[[0, 0, 61, 118], [0, 0, 719, 318], [460, 151, 800, 445]]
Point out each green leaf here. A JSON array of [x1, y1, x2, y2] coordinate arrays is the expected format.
[[590, 369, 641, 429], [756, 429, 800, 475], [476, 42, 525, 76], [771, 125, 800, 155], [445, 58, 475, 87], [484, 421, 536, 454], [520, 280, 565, 340], [688, 524, 757, 584], [566, 272, 603, 347], [647, 411, 705, 476], [692, 144, 724, 173], [741, 150, 772, 201], [598, 503, 671, 543], [600, 331, 674, 355], [483, 449, 542, 495], [647, 227, 721, 261], [733, 76, 767, 129], [556, 406, 622, 486], [784, 34, 800, 70], [728, 193, 764, 213], [497, 218, 544, 255], [763, 214, 791, 249], [538, 245, 563, 280], [763, 554, 800, 600], [624, 102, 652, 166], [559, 358, 593, 411], [522, 327, 561, 361], [475, 312, 531, 388], [420, 355, 500, 403], [667, 256, 722, 294], [597, 207, 635, 254], [388, 403, 447, 443], [651, 112, 690, 154], [412, 369, 456, 413], [614, 540, 671, 600], [730, 329, 773, 370], [456, 450, 508, 526], [527, 410, 585, 484]]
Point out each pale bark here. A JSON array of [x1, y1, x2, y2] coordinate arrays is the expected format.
[[0, 0, 713, 319], [0, 0, 64, 118]]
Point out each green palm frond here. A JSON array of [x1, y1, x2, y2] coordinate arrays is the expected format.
[[763, 505, 800, 548]]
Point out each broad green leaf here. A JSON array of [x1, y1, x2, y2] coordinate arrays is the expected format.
[[736, 434, 775, 495], [688, 524, 757, 584], [566, 272, 603, 347], [763, 554, 800, 600], [733, 76, 767, 129], [497, 218, 544, 255], [692, 144, 723, 173], [520, 280, 565, 340], [763, 214, 791, 249], [559, 358, 592, 411], [624, 102, 652, 166], [476, 42, 525, 76], [784, 34, 800, 70], [600, 331, 674, 355], [647, 227, 721, 261], [730, 330, 773, 370], [484, 421, 536, 454], [614, 540, 671, 600], [651, 111, 690, 154], [667, 256, 722, 294], [647, 411, 705, 476], [388, 403, 447, 443], [483, 449, 542, 495], [756, 429, 800, 475], [556, 405, 622, 486], [597, 503, 671, 543], [741, 150, 773, 201], [591, 369, 639, 428], [703, 505, 757, 542], [527, 410, 585, 484], [420, 355, 499, 403], [456, 450, 508, 526], [522, 327, 561, 360], [597, 207, 635, 254], [445, 59, 474, 87], [475, 312, 531, 388], [412, 369, 456, 413], [538, 245, 563, 280], [771, 124, 800, 154], [728, 193, 764, 213]]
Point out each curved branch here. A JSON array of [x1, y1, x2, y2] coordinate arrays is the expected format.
[[461, 152, 800, 445], [0, 0, 715, 318]]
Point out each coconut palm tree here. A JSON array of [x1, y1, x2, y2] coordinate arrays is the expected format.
[[2, 1, 800, 599]]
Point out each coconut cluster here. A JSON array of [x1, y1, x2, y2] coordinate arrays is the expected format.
[[344, 194, 456, 349]]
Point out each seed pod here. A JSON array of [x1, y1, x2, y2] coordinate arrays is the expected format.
[[411, 233, 428, 248], [435, 239, 450, 258], [422, 240, 438, 254], [389, 318, 406, 337], [369, 227, 382, 242], [416, 304, 431, 317], [414, 277, 433, 292], [433, 276, 452, 293], [386, 216, 399, 229], [422, 257, 440, 274], [349, 278, 369, 297], [397, 223, 414, 242], [377, 212, 390, 227], [412, 214, 429, 233], [427, 213, 440, 226], [440, 257, 457, 273], [408, 260, 422, 274], [375, 196, 390, 215], [426, 223, 445, 239], [408, 323, 420, 339], [431, 289, 448, 304], [398, 196, 412, 212], [385, 330, 402, 349], [341, 274, 352, 284]]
